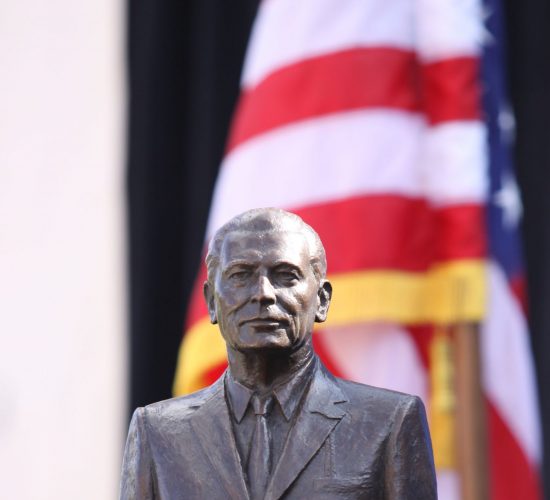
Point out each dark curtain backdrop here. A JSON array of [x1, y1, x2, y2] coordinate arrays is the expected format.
[[126, 0, 550, 496], [504, 1, 550, 496], [127, 0, 259, 409]]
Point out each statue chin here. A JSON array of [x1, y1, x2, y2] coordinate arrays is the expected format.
[[233, 328, 294, 352]]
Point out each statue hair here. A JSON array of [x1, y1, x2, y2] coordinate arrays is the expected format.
[[205, 208, 327, 284]]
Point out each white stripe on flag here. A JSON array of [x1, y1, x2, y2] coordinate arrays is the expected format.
[[318, 323, 428, 401], [415, 0, 484, 62], [243, 0, 415, 88], [482, 262, 542, 464], [243, 0, 484, 88], [436, 470, 461, 500], [208, 111, 485, 236], [420, 121, 488, 205]]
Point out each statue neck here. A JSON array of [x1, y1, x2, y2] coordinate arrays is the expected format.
[[227, 338, 315, 394]]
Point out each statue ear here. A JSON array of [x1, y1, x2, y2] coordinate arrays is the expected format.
[[203, 281, 218, 324], [315, 280, 332, 323]]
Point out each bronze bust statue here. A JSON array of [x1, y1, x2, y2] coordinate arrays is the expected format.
[[120, 208, 437, 499]]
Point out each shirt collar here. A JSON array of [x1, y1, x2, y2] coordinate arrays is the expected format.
[[225, 356, 316, 423], [225, 375, 253, 423]]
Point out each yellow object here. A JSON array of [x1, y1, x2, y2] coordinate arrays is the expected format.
[[429, 326, 457, 469], [327, 260, 485, 326]]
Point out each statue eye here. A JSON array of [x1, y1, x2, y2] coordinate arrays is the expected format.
[[276, 270, 299, 283], [228, 270, 250, 280]]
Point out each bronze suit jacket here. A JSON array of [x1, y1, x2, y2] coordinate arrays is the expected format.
[[120, 359, 437, 499]]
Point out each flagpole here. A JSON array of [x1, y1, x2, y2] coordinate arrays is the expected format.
[[429, 323, 489, 499], [454, 323, 488, 500]]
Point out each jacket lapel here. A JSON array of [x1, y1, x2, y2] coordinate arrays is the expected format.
[[265, 362, 348, 500], [190, 376, 250, 500]]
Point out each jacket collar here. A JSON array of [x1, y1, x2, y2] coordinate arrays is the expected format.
[[189, 377, 250, 500]]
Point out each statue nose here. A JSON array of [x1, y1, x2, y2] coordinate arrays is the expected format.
[[252, 275, 276, 304]]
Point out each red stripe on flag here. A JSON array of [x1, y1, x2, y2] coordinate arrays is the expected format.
[[435, 204, 487, 261], [296, 196, 433, 273], [406, 324, 434, 369], [228, 47, 421, 152], [509, 274, 528, 314], [422, 56, 482, 125], [488, 401, 541, 500], [294, 195, 486, 273], [228, 50, 482, 152]]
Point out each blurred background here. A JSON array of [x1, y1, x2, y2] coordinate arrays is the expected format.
[[1, 0, 549, 499]]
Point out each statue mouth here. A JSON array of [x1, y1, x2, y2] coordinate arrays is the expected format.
[[240, 318, 289, 329]]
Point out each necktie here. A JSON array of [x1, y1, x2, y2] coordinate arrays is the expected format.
[[248, 395, 273, 500]]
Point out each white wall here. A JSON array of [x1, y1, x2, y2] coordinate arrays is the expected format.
[[0, 1, 126, 498]]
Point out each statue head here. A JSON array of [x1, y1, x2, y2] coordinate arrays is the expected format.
[[203, 208, 332, 353]]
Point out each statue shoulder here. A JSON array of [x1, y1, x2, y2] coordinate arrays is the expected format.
[[335, 377, 423, 416], [139, 378, 223, 423]]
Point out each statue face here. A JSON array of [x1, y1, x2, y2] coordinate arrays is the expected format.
[[205, 230, 331, 352]]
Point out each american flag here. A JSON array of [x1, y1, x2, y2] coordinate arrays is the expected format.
[[174, 0, 542, 497]]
